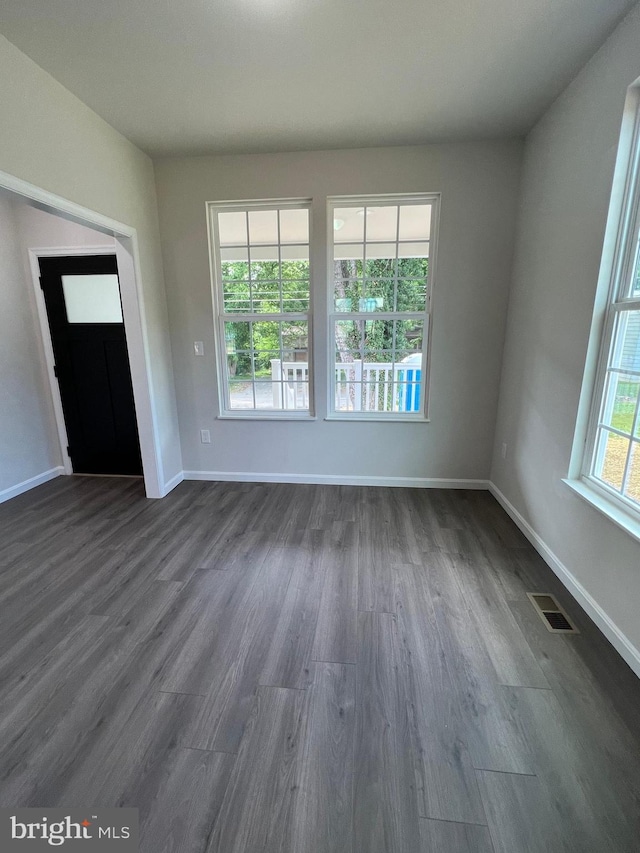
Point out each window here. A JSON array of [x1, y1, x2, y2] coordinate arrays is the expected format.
[[583, 90, 640, 516], [328, 195, 438, 419], [209, 200, 312, 417]]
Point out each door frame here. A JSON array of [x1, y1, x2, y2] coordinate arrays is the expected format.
[[30, 247, 132, 476], [0, 168, 165, 498]]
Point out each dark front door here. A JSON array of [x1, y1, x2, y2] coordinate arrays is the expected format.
[[39, 254, 142, 476]]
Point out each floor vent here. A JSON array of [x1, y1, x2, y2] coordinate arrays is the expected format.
[[526, 593, 579, 634]]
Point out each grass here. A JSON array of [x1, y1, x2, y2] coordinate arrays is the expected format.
[[610, 380, 639, 433]]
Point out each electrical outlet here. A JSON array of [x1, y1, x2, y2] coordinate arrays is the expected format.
[[194, 341, 204, 356], [501, 442, 507, 459], [200, 429, 211, 444]]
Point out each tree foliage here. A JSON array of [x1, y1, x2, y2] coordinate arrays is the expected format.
[[220, 254, 428, 378], [333, 256, 428, 361], [222, 260, 309, 376]]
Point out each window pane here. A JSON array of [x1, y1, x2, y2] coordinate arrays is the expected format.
[[220, 246, 249, 262], [365, 243, 396, 261], [365, 257, 395, 277], [250, 246, 279, 263], [281, 260, 309, 280], [62, 275, 123, 324], [335, 376, 359, 411], [279, 208, 308, 244], [333, 208, 364, 243], [248, 209, 278, 245], [397, 318, 424, 351], [228, 380, 253, 409], [610, 310, 640, 371], [601, 372, 638, 433], [253, 381, 283, 409], [398, 241, 430, 259], [282, 282, 309, 313], [335, 320, 362, 354], [279, 244, 308, 261], [363, 278, 394, 311], [624, 442, 640, 504], [399, 205, 432, 240], [395, 381, 422, 412], [250, 260, 280, 281], [223, 280, 250, 313], [363, 320, 394, 356], [595, 429, 630, 491], [334, 242, 365, 261], [256, 379, 309, 411], [627, 237, 640, 297], [396, 278, 427, 312], [282, 320, 308, 355], [334, 257, 363, 279], [365, 206, 398, 241], [252, 321, 280, 353], [251, 258, 280, 281], [222, 260, 249, 279], [363, 352, 393, 370], [334, 280, 363, 312], [361, 380, 397, 412], [218, 212, 247, 246], [252, 281, 282, 314], [398, 255, 428, 277], [253, 350, 281, 378]]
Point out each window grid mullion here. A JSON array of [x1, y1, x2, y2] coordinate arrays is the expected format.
[[277, 210, 283, 316]]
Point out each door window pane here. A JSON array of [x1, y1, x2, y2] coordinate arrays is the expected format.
[[62, 274, 123, 324]]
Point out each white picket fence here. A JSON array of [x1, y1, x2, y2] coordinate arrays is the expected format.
[[270, 359, 421, 412]]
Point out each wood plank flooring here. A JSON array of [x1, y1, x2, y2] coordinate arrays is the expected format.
[[1, 476, 639, 852]]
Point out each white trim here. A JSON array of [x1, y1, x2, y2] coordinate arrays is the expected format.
[[326, 193, 439, 421], [0, 165, 166, 500], [183, 470, 488, 489], [113, 237, 165, 498], [27, 244, 164, 497], [162, 470, 184, 496], [0, 467, 64, 504], [0, 171, 135, 237], [324, 414, 430, 423], [207, 198, 314, 419], [217, 413, 317, 421], [563, 477, 640, 545], [488, 481, 640, 679]]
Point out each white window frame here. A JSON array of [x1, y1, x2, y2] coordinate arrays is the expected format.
[[207, 198, 314, 420], [568, 81, 640, 537], [326, 193, 440, 422]]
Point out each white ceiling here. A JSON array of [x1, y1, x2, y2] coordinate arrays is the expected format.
[[0, 0, 635, 156]]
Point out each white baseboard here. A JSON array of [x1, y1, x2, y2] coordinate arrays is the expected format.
[[161, 470, 184, 496], [183, 470, 489, 489], [488, 482, 640, 679], [0, 467, 64, 504]]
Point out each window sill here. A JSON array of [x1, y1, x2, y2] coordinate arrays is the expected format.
[[563, 477, 640, 545], [324, 415, 430, 423], [217, 412, 316, 421]]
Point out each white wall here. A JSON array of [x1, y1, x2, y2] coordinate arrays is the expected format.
[[14, 201, 116, 252], [0, 34, 182, 492], [491, 4, 640, 664], [155, 142, 523, 483], [0, 194, 61, 495]]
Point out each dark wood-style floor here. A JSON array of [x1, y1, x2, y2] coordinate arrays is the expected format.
[[1, 476, 639, 852]]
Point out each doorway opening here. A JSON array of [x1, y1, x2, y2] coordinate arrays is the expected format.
[[0, 168, 166, 499]]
